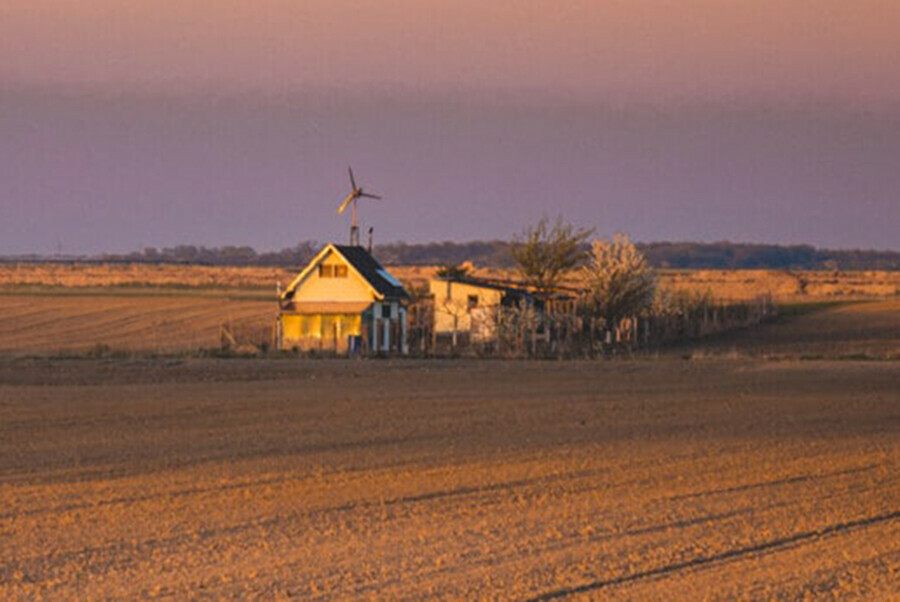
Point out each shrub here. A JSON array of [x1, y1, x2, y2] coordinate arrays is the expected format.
[[584, 234, 657, 328]]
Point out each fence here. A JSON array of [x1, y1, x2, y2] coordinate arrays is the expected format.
[[218, 294, 777, 358], [408, 295, 776, 358]]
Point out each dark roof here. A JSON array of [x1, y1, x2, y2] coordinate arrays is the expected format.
[[334, 245, 410, 300], [435, 276, 530, 296], [439, 276, 514, 290], [437, 275, 582, 299]]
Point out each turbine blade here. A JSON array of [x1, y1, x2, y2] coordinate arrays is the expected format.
[[336, 192, 356, 214], [348, 166, 357, 189], [359, 192, 381, 200]]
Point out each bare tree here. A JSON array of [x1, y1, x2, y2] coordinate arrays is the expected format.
[[584, 233, 657, 329], [511, 216, 593, 293]]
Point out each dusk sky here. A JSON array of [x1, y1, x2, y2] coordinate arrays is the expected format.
[[2, 1, 899, 254]]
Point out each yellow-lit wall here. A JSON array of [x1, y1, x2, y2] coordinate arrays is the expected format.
[[292, 250, 374, 303], [429, 280, 503, 333], [281, 313, 363, 351]]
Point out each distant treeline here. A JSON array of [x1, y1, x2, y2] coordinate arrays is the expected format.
[[378, 240, 900, 271], [111, 242, 322, 268], [638, 242, 900, 271], [5, 240, 900, 270]]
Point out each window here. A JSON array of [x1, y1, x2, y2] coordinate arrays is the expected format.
[[467, 294, 479, 310], [319, 265, 333, 278], [382, 304, 392, 319], [334, 265, 348, 278]]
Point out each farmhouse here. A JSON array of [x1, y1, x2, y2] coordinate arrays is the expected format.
[[429, 276, 580, 345], [429, 278, 532, 343], [277, 243, 410, 354]]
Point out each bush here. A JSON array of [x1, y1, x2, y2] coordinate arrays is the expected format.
[[584, 234, 657, 328]]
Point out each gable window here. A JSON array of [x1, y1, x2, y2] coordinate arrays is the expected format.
[[334, 265, 348, 278], [319, 265, 334, 278]]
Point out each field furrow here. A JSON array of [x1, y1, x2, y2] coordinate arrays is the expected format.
[[1, 358, 897, 598]]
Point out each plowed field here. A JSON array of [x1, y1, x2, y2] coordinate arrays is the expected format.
[[1, 359, 898, 599], [692, 299, 900, 360], [0, 293, 275, 353], [1, 293, 895, 359]]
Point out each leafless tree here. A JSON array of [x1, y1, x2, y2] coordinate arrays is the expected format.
[[511, 216, 593, 292]]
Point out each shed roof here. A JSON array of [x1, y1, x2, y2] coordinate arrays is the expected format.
[[433, 275, 580, 300]]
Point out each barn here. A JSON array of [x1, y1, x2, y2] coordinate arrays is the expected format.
[[276, 243, 411, 354]]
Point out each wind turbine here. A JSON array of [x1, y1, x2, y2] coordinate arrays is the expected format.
[[337, 166, 381, 246]]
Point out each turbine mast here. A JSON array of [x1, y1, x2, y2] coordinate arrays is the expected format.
[[350, 198, 359, 246], [335, 166, 381, 247]]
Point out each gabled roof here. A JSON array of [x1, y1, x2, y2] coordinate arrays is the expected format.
[[282, 243, 410, 302]]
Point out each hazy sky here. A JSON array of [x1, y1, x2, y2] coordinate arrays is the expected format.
[[2, 1, 899, 253]]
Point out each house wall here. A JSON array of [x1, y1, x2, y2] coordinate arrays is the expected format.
[[281, 313, 363, 352], [429, 280, 504, 334], [292, 250, 374, 304]]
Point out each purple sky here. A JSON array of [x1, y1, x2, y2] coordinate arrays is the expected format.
[[2, 1, 899, 254]]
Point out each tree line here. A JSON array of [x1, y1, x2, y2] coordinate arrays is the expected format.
[[385, 240, 900, 271], [8, 239, 897, 270]]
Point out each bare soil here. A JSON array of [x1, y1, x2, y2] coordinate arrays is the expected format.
[[3, 263, 899, 301], [0, 293, 275, 353], [0, 293, 894, 360], [687, 300, 900, 360], [1, 358, 898, 599]]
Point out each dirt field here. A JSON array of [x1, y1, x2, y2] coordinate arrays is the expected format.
[[0, 292, 275, 353], [1, 358, 898, 599], [3, 262, 899, 301], [0, 291, 895, 359], [0, 265, 895, 355], [688, 299, 900, 360], [0, 263, 291, 289]]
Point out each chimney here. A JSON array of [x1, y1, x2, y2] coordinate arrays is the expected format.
[[367, 227, 374, 253]]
